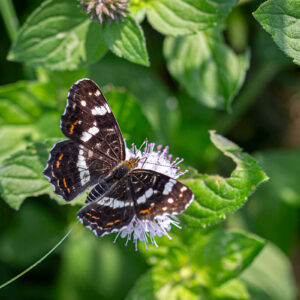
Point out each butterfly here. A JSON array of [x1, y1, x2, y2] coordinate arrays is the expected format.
[[44, 79, 194, 237]]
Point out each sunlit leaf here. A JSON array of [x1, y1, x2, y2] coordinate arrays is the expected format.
[[181, 131, 269, 227], [164, 29, 250, 110], [101, 14, 149, 66], [254, 0, 300, 66], [209, 279, 249, 300], [8, 0, 108, 70], [146, 0, 237, 36]]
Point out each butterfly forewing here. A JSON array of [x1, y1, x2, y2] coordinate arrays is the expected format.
[[129, 170, 194, 220], [61, 78, 125, 163], [77, 178, 134, 236]]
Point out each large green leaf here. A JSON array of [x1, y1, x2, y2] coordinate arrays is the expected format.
[[192, 230, 265, 286], [127, 229, 264, 299], [181, 131, 269, 227], [8, 0, 107, 70], [164, 29, 249, 110], [101, 14, 149, 66], [0, 140, 85, 210], [241, 243, 297, 300], [146, 0, 238, 36], [253, 0, 300, 66]]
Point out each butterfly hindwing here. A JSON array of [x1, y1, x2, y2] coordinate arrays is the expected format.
[[129, 170, 194, 220], [43, 140, 113, 201], [77, 178, 134, 236], [61, 78, 125, 163]]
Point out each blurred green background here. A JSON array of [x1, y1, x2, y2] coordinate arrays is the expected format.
[[0, 0, 299, 299]]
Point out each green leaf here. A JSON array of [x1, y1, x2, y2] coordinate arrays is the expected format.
[[105, 88, 154, 144], [146, 0, 238, 36], [129, 229, 263, 299], [0, 140, 85, 210], [241, 243, 297, 300], [253, 0, 300, 66], [126, 267, 201, 300], [0, 81, 43, 125], [164, 29, 250, 109], [181, 131, 269, 227], [209, 279, 249, 300], [101, 14, 149, 66], [0, 126, 38, 162], [192, 230, 265, 286], [8, 0, 108, 70]]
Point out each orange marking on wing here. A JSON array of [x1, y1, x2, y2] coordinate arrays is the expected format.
[[69, 120, 79, 135], [106, 222, 114, 226], [114, 219, 120, 223], [59, 154, 64, 160], [63, 178, 67, 188], [56, 161, 60, 168], [86, 212, 92, 217], [91, 215, 100, 220], [139, 206, 155, 215], [67, 188, 70, 193]]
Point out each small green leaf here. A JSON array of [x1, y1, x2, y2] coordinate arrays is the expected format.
[[253, 0, 300, 66], [241, 243, 297, 300], [8, 0, 108, 70], [192, 230, 265, 286], [0, 140, 85, 210], [164, 29, 250, 109], [181, 131, 269, 227], [146, 0, 238, 36], [101, 14, 149, 66]]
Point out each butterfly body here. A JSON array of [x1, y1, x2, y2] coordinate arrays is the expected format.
[[44, 78, 194, 238]]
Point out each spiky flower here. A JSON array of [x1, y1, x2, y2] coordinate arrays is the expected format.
[[78, 0, 129, 24], [111, 140, 191, 251]]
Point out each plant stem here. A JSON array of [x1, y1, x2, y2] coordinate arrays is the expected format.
[[0, 0, 19, 42], [217, 62, 281, 134], [0, 220, 79, 290]]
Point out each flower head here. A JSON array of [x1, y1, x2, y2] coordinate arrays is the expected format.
[[111, 140, 191, 250], [78, 0, 129, 24]]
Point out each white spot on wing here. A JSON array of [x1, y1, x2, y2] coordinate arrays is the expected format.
[[137, 195, 146, 204], [95, 90, 101, 96], [163, 180, 175, 195], [92, 106, 106, 115], [168, 198, 174, 204], [81, 131, 92, 142], [88, 126, 99, 135], [81, 100, 86, 106]]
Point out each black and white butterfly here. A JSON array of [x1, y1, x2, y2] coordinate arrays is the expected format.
[[44, 79, 194, 237]]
